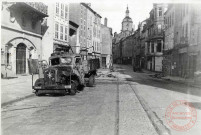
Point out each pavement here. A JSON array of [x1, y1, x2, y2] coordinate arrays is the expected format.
[[1, 74, 38, 106], [141, 68, 201, 89], [1, 66, 200, 107], [115, 64, 201, 135], [2, 65, 200, 135], [1, 68, 113, 107], [2, 72, 158, 135]]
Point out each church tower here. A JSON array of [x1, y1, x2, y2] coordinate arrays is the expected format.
[[121, 5, 133, 36]]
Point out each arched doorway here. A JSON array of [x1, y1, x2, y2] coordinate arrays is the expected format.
[[16, 43, 26, 74]]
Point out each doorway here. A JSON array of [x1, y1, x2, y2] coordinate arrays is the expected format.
[[16, 43, 26, 74], [102, 57, 106, 68]]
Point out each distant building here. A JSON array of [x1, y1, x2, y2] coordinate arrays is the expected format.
[[42, 2, 69, 61], [69, 3, 85, 54], [69, 3, 101, 58], [121, 6, 134, 37], [145, 4, 167, 72], [112, 6, 134, 64], [1, 2, 48, 77], [163, 4, 175, 76], [101, 18, 113, 68], [132, 20, 147, 70]]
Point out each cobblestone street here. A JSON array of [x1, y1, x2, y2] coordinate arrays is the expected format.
[[2, 65, 201, 135]]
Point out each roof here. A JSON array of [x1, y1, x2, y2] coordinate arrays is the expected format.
[[122, 16, 133, 23], [81, 3, 102, 18]]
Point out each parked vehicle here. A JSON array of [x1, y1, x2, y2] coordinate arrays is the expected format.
[[32, 45, 98, 96]]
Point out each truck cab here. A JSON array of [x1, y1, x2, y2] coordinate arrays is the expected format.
[[33, 50, 97, 96]]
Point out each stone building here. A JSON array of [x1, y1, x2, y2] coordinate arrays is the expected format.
[[112, 6, 134, 64], [69, 3, 86, 54], [164, 4, 201, 78], [42, 2, 69, 61], [1, 2, 48, 77], [122, 35, 133, 64], [101, 18, 113, 68], [145, 4, 167, 72], [121, 6, 134, 37], [132, 20, 147, 70], [163, 4, 176, 76], [69, 3, 101, 58]]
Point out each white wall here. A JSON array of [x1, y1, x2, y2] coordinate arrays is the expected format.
[[155, 57, 163, 71]]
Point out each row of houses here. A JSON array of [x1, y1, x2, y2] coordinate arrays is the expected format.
[[113, 3, 201, 78], [1, 2, 113, 78]]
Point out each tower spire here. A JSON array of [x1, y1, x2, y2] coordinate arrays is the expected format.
[[126, 5, 129, 17]]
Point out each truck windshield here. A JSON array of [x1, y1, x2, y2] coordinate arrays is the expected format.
[[51, 58, 60, 65], [50, 57, 72, 65], [60, 57, 72, 64]]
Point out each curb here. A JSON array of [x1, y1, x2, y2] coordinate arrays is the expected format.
[[161, 78, 201, 89], [130, 84, 171, 135], [1, 94, 35, 107]]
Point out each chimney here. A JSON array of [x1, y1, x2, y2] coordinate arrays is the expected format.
[[104, 18, 107, 26]]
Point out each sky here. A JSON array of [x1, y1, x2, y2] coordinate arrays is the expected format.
[[67, 0, 200, 34], [14, 0, 201, 33], [70, 0, 199, 33], [90, 0, 153, 33]]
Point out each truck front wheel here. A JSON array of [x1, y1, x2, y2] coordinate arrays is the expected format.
[[88, 75, 95, 87], [35, 90, 43, 96], [69, 80, 77, 95]]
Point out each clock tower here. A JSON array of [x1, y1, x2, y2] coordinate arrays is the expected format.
[[121, 6, 133, 36]]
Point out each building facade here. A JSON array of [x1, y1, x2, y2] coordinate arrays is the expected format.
[[164, 4, 201, 78], [42, 2, 69, 61], [69, 3, 101, 58], [163, 4, 175, 76], [145, 4, 167, 72], [101, 18, 113, 68], [121, 6, 133, 37], [1, 2, 48, 77], [112, 6, 134, 64]]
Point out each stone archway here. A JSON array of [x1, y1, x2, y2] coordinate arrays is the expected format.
[[16, 43, 26, 74]]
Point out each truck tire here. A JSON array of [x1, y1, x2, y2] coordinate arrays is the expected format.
[[69, 80, 77, 95], [133, 67, 136, 72], [88, 75, 95, 87], [77, 84, 85, 91], [34, 78, 45, 96], [35, 90, 43, 96]]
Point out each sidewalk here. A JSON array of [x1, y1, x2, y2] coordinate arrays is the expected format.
[[142, 69, 201, 89], [1, 75, 38, 106], [162, 75, 201, 88], [1, 68, 115, 107]]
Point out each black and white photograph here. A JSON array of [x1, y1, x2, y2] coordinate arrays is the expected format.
[[1, 0, 201, 135]]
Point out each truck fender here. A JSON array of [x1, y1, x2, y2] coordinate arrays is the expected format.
[[84, 69, 97, 78], [71, 74, 81, 84], [34, 78, 44, 89]]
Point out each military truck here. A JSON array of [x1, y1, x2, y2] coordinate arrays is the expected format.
[[32, 45, 97, 96]]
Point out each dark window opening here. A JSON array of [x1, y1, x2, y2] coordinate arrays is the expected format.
[[7, 53, 9, 65], [157, 41, 162, 52], [51, 58, 60, 65], [151, 43, 154, 53]]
